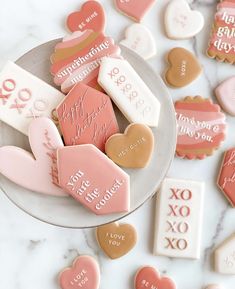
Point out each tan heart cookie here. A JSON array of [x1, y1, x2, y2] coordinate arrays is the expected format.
[[165, 47, 202, 88], [105, 123, 154, 168], [96, 222, 137, 259]]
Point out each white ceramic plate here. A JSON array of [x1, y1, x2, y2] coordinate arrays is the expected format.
[[0, 40, 176, 228]]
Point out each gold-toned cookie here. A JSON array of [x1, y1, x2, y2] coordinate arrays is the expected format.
[[96, 222, 137, 259], [165, 47, 202, 88], [105, 123, 154, 168]]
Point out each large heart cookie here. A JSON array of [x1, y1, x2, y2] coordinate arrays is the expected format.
[[135, 266, 176, 289], [215, 76, 235, 116], [114, 0, 155, 22], [0, 117, 66, 196], [105, 123, 154, 168], [59, 255, 100, 289], [96, 222, 137, 259], [165, 0, 204, 39], [165, 47, 202, 88], [120, 23, 156, 60], [67, 0, 105, 33]]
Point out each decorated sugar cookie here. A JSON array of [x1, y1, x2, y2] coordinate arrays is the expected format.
[[215, 76, 235, 116], [96, 222, 137, 259], [135, 266, 176, 289], [165, 0, 204, 40], [175, 96, 226, 160], [59, 255, 100, 289], [67, 0, 106, 33], [205, 285, 223, 289], [98, 57, 161, 127], [56, 83, 119, 151], [207, 0, 235, 64], [50, 31, 120, 93], [0, 118, 66, 197], [154, 178, 204, 259], [217, 147, 235, 207], [120, 24, 156, 60], [57, 145, 130, 215], [215, 233, 235, 274], [0, 61, 64, 135], [105, 123, 154, 168], [165, 47, 202, 88], [114, 0, 156, 22]]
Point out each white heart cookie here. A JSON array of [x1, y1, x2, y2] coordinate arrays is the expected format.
[[120, 24, 156, 60], [165, 0, 204, 39]]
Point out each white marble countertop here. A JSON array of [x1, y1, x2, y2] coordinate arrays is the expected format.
[[0, 0, 235, 288]]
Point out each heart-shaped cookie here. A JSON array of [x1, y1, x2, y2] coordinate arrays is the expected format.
[[114, 0, 155, 22], [215, 76, 235, 116], [105, 123, 154, 168], [120, 23, 156, 60], [165, 47, 202, 88], [59, 255, 100, 289], [96, 222, 137, 259], [0, 117, 66, 196], [165, 0, 204, 39], [135, 266, 176, 289], [67, 0, 105, 33]]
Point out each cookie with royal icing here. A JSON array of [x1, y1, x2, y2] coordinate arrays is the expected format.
[[207, 0, 235, 64], [67, 0, 106, 33], [0, 117, 66, 197], [50, 30, 120, 93], [165, 0, 204, 40], [57, 144, 130, 215], [59, 255, 100, 289], [120, 23, 156, 60], [175, 96, 226, 160], [56, 82, 119, 151], [114, 0, 156, 22], [215, 76, 235, 116], [165, 47, 202, 88], [96, 222, 137, 259], [105, 123, 154, 168], [217, 147, 235, 207]]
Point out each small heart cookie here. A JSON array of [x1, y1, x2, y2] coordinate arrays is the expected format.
[[105, 123, 154, 168], [135, 266, 176, 289], [165, 47, 202, 88], [120, 23, 156, 60], [67, 0, 106, 33], [165, 0, 204, 39], [215, 76, 235, 116], [59, 255, 100, 289], [96, 222, 137, 259], [114, 0, 155, 22]]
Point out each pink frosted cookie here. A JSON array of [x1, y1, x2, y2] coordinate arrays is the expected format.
[[0, 117, 66, 197], [50, 30, 120, 93], [59, 255, 100, 289], [215, 76, 235, 116], [135, 266, 176, 289], [217, 147, 235, 207], [207, 0, 235, 64], [57, 145, 130, 215], [175, 96, 226, 160], [114, 0, 156, 22], [56, 83, 119, 151], [67, 0, 105, 33]]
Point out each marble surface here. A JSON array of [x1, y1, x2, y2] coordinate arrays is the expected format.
[[0, 0, 235, 288]]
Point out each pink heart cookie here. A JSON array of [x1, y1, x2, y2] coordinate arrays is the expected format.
[[215, 76, 235, 116], [114, 0, 156, 22], [0, 117, 67, 197], [56, 82, 119, 151], [67, 0, 106, 33], [57, 145, 130, 215], [135, 266, 176, 289], [59, 255, 100, 289]]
